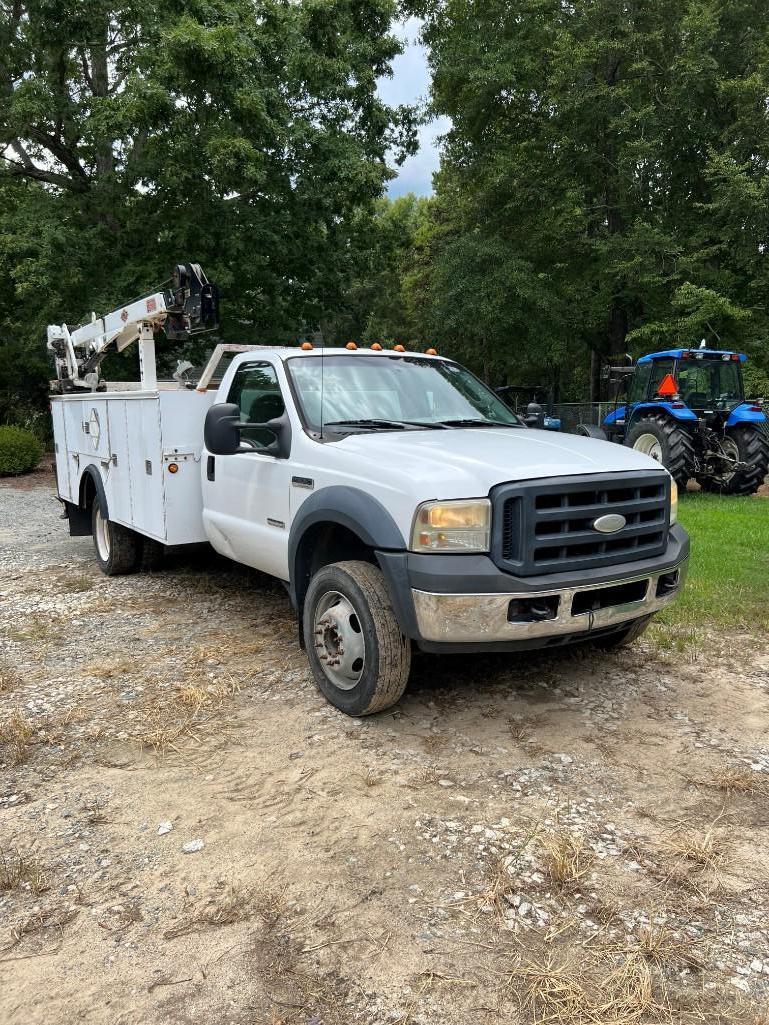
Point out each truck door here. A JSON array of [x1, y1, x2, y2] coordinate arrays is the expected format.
[[201, 359, 291, 580]]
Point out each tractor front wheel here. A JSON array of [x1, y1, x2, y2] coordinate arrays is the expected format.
[[624, 414, 695, 489], [701, 426, 769, 496]]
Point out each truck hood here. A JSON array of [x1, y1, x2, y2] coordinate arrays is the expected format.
[[333, 426, 667, 498]]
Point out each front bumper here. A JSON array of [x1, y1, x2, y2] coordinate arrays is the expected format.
[[411, 557, 688, 644], [376, 523, 689, 653]]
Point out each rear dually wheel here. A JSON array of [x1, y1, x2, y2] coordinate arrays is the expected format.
[[92, 495, 143, 575]]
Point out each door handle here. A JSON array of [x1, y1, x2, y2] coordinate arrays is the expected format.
[[207, 455, 215, 481]]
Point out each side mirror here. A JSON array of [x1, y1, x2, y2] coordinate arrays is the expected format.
[[204, 402, 241, 455], [204, 402, 292, 459]]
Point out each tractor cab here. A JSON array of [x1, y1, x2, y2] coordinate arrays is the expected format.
[[578, 345, 768, 495], [632, 349, 747, 417]]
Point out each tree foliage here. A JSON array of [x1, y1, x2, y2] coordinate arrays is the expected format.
[[410, 0, 769, 397], [0, 0, 415, 421]]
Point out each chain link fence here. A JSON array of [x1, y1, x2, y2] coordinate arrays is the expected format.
[[542, 402, 612, 433]]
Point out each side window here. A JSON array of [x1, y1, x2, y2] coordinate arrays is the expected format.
[[628, 363, 652, 404], [227, 362, 285, 450]]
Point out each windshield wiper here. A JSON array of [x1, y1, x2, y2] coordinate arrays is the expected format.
[[323, 419, 407, 431], [436, 418, 520, 429], [324, 418, 448, 431]]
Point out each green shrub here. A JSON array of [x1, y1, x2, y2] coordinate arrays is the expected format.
[[0, 425, 43, 476]]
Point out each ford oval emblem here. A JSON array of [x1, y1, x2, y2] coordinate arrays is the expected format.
[[593, 513, 626, 534]]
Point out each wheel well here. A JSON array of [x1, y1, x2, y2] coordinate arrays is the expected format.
[[79, 470, 97, 510], [293, 522, 376, 612]]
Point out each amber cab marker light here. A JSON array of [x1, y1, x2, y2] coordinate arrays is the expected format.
[[425, 347, 437, 355], [371, 342, 382, 351], [394, 344, 406, 352], [346, 341, 358, 350], [168, 462, 179, 474], [300, 341, 313, 350]]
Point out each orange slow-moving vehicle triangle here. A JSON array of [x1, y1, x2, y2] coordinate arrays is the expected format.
[[655, 373, 678, 398]]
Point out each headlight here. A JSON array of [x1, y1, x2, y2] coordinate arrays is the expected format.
[[669, 479, 678, 524], [411, 499, 491, 552]]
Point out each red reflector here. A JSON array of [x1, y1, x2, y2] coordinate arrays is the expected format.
[[731, 353, 740, 361], [656, 373, 679, 398], [681, 351, 691, 359]]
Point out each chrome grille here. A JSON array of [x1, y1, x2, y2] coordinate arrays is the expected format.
[[492, 472, 670, 576]]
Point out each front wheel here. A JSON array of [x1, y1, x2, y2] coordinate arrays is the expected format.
[[588, 616, 651, 650], [624, 414, 695, 488], [92, 495, 143, 575], [303, 560, 411, 716]]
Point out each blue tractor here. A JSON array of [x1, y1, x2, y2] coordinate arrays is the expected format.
[[578, 346, 769, 495]]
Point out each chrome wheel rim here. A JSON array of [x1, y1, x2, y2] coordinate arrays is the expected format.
[[633, 433, 663, 462], [94, 504, 111, 562], [313, 590, 366, 690]]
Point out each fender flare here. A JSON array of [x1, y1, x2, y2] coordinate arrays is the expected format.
[[627, 401, 698, 428], [288, 486, 406, 608]]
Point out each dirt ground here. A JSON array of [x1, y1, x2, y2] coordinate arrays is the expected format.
[[1, 470, 769, 1025]]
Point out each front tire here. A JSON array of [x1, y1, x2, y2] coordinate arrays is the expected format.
[[701, 426, 769, 496], [624, 414, 695, 488], [589, 616, 651, 650], [303, 561, 411, 716], [92, 495, 143, 576]]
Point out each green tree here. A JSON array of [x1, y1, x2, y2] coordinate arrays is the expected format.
[[322, 193, 432, 345], [413, 0, 769, 397], [0, 0, 415, 417]]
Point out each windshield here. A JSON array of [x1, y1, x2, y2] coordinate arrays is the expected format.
[[676, 359, 743, 408], [286, 355, 521, 433]]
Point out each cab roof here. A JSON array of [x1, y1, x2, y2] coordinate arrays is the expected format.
[[638, 348, 747, 363]]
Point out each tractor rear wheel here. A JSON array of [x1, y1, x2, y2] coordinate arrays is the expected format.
[[701, 425, 769, 496], [624, 414, 695, 489]]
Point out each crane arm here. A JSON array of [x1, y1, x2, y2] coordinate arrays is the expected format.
[[47, 263, 219, 392]]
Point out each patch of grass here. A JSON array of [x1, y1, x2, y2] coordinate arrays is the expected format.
[[691, 765, 769, 797], [0, 847, 49, 894], [89, 656, 141, 680], [0, 659, 19, 694], [540, 830, 593, 887], [4, 907, 78, 954], [163, 884, 254, 939], [656, 494, 769, 636], [173, 676, 240, 710], [0, 709, 35, 765], [5, 613, 61, 645], [665, 819, 725, 871], [508, 951, 663, 1024], [408, 764, 441, 788], [56, 573, 93, 594]]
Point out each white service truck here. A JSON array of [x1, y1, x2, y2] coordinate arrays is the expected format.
[[49, 265, 689, 716]]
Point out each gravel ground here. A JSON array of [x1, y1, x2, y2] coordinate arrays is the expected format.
[[1, 470, 769, 1025]]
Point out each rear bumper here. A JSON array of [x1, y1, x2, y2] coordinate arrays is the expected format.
[[376, 523, 689, 653]]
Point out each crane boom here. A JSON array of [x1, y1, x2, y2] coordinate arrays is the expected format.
[[47, 262, 219, 392]]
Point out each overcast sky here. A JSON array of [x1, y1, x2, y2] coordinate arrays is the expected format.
[[376, 17, 450, 197]]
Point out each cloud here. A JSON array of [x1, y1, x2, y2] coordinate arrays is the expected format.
[[377, 17, 449, 197]]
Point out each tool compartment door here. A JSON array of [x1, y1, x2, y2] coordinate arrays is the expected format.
[[122, 396, 166, 541], [50, 400, 72, 501]]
